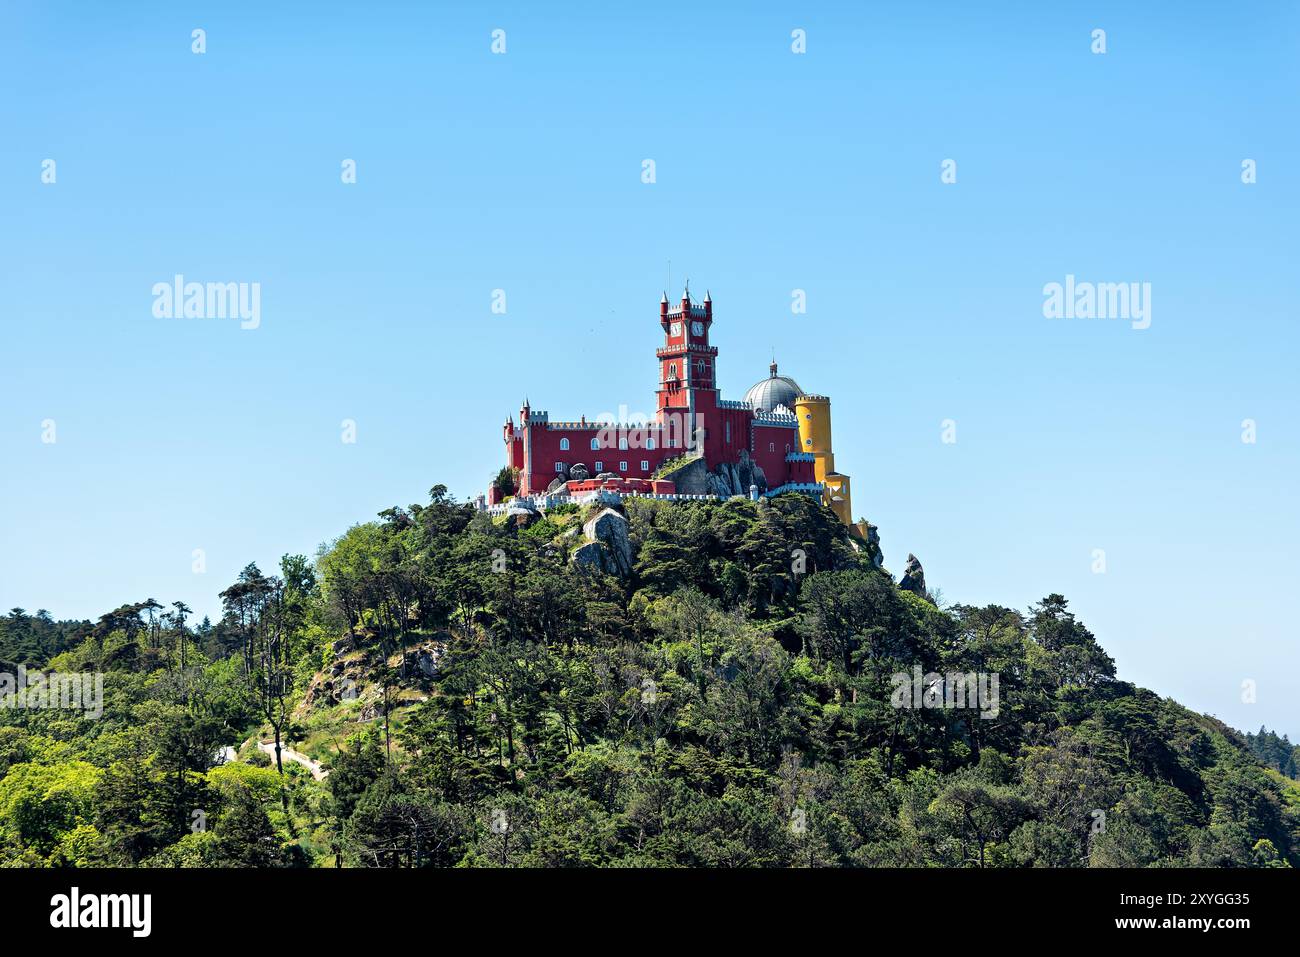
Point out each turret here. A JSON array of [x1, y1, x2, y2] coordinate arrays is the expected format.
[[795, 394, 854, 526]]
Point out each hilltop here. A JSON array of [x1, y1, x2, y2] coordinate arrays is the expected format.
[[0, 485, 1296, 868]]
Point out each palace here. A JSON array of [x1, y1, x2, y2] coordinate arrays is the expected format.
[[490, 287, 856, 529]]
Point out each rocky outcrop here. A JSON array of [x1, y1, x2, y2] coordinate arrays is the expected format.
[[505, 498, 541, 528], [301, 637, 446, 713], [728, 449, 768, 496], [301, 655, 366, 711], [660, 455, 711, 493], [546, 475, 568, 494], [412, 646, 440, 679], [569, 463, 590, 481], [661, 449, 768, 497], [571, 540, 618, 574], [571, 507, 634, 576], [853, 520, 883, 568], [898, 553, 927, 599], [585, 508, 634, 574]]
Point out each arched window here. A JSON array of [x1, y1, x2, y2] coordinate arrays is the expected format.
[[559, 438, 569, 451], [590, 437, 600, 451], [769, 442, 775, 453], [646, 438, 655, 450]]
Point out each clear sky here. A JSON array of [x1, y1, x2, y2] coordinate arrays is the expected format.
[[2, 2, 1296, 738]]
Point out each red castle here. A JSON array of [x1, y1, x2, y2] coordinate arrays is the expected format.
[[490, 287, 853, 524]]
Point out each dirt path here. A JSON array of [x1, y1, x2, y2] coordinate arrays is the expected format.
[[256, 740, 330, 780]]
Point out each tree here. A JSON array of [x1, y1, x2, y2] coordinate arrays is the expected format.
[[210, 786, 290, 867]]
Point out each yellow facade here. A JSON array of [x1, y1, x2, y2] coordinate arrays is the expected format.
[[794, 394, 854, 527]]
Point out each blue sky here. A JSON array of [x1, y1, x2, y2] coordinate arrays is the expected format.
[[1, 2, 1297, 737]]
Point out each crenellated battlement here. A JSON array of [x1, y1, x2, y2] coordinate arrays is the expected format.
[[753, 410, 798, 426]]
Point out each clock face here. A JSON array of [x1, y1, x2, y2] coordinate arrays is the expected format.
[[691, 320, 704, 336], [669, 322, 681, 337]]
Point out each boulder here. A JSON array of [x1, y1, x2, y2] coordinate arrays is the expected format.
[[412, 647, 440, 679], [898, 553, 927, 598], [661, 455, 711, 494], [571, 540, 617, 574], [582, 507, 634, 575], [733, 449, 768, 493], [569, 463, 590, 481], [331, 636, 354, 656], [546, 475, 568, 494]]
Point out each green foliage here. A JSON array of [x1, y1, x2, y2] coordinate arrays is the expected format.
[[1, 486, 1293, 868]]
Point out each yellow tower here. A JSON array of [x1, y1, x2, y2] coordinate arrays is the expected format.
[[795, 394, 854, 527]]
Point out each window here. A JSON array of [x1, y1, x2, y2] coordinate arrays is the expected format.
[[555, 462, 565, 472], [725, 421, 731, 443], [646, 438, 655, 450], [641, 460, 649, 471], [594, 460, 603, 472], [559, 438, 569, 451], [619, 438, 628, 450], [669, 362, 677, 378], [590, 437, 600, 451], [785, 443, 791, 453], [697, 360, 706, 377], [619, 461, 628, 472], [769, 442, 775, 453]]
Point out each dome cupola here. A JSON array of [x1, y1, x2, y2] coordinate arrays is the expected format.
[[743, 361, 803, 413]]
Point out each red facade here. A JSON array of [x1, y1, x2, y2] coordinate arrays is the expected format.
[[498, 290, 814, 498]]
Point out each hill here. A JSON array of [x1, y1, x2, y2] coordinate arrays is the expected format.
[[0, 485, 1295, 868]]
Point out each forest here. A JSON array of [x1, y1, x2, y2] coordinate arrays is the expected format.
[[0, 485, 1296, 868]]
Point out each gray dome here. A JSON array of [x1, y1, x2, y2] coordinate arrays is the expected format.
[[744, 362, 803, 412]]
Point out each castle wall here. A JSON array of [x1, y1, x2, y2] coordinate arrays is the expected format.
[[519, 420, 682, 494], [751, 422, 798, 484], [705, 402, 755, 474]]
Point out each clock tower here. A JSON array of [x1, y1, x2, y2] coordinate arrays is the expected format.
[[656, 285, 717, 419]]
